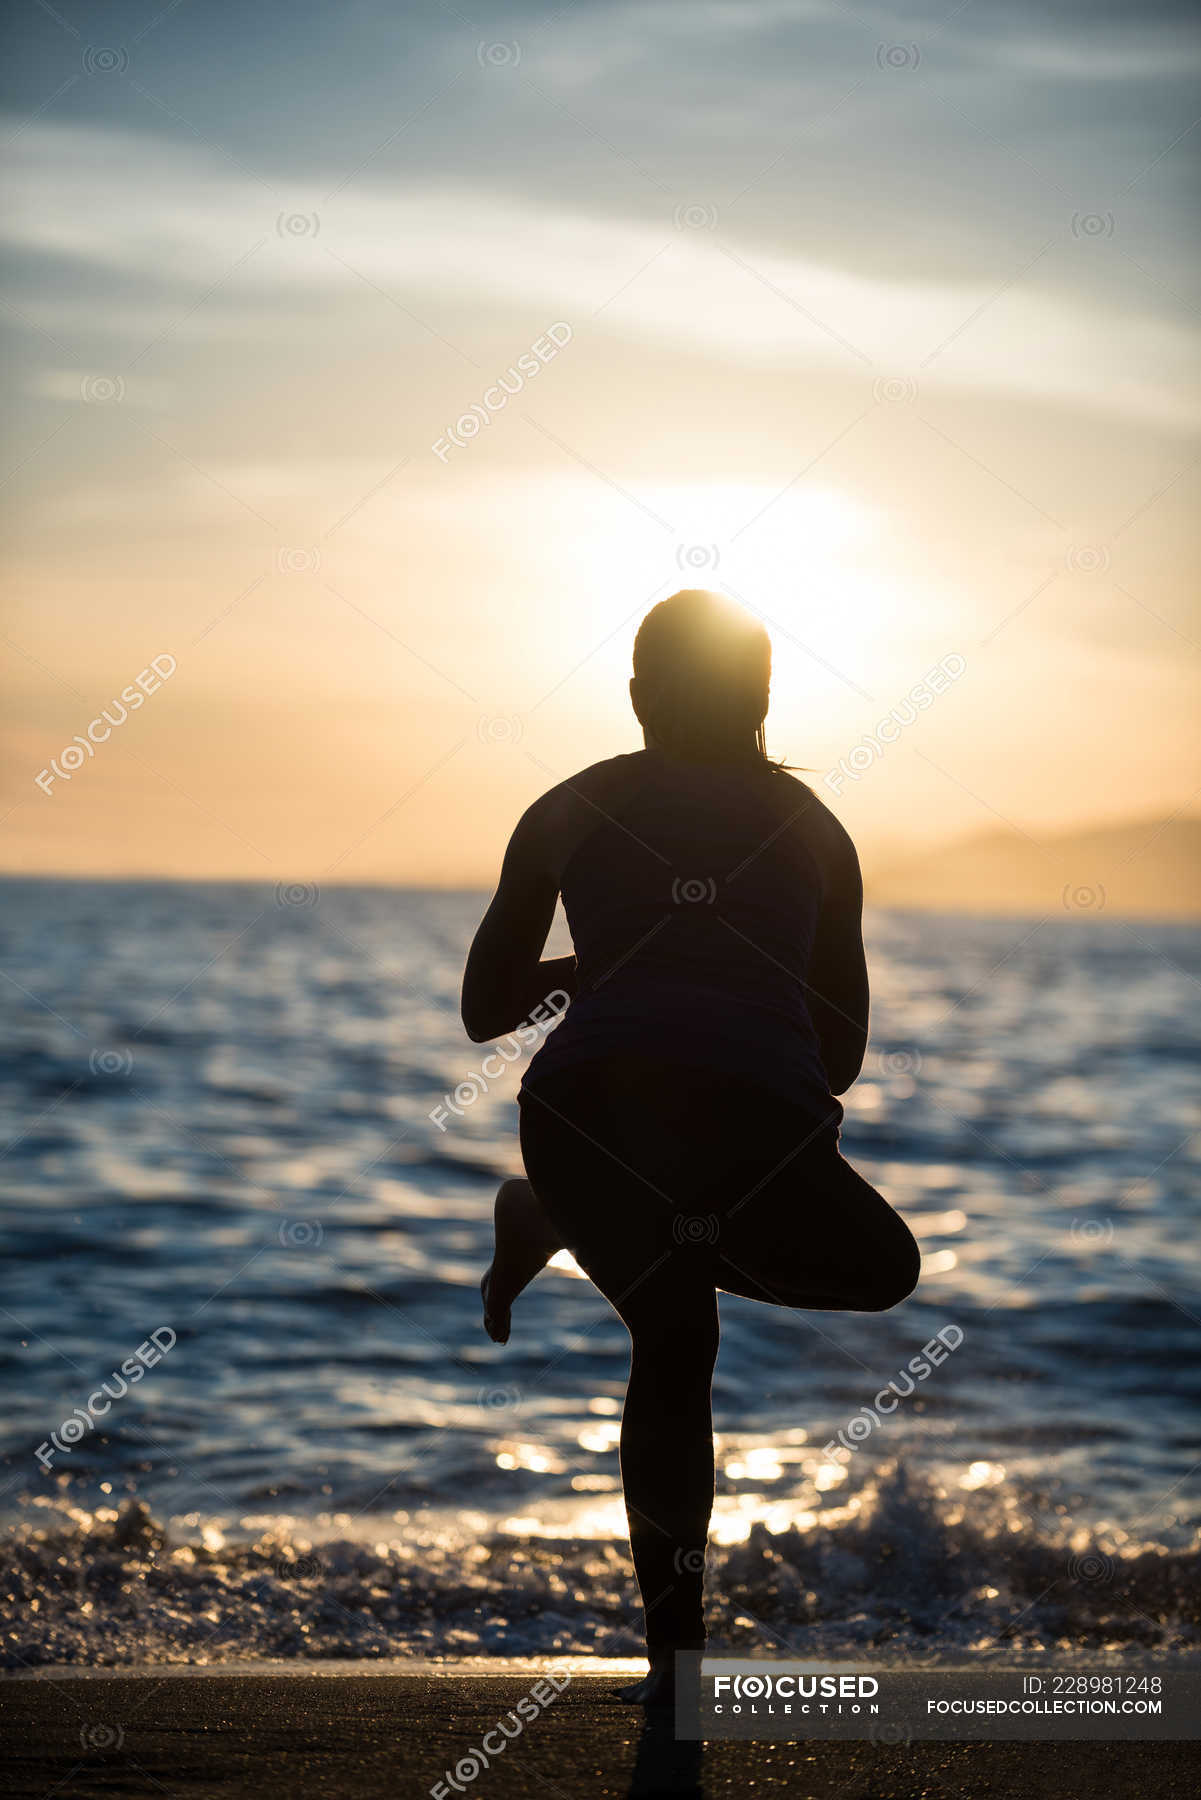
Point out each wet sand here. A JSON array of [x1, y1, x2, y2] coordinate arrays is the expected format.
[[0, 1664, 1197, 1799]]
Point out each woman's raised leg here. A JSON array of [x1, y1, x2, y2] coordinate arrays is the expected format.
[[712, 1134, 921, 1312], [481, 1176, 564, 1344]]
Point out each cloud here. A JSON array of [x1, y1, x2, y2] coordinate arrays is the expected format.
[[4, 120, 1198, 434]]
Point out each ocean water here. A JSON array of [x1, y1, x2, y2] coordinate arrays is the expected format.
[[0, 878, 1197, 1670]]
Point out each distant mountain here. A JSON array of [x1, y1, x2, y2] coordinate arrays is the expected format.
[[868, 817, 1201, 920]]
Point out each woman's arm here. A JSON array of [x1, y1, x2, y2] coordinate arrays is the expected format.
[[461, 800, 577, 1043], [804, 819, 869, 1095]]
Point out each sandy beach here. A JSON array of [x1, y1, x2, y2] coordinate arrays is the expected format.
[[1, 1663, 1197, 1800]]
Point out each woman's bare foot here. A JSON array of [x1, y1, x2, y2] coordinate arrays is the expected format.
[[615, 1666, 673, 1708], [614, 1648, 703, 1709], [481, 1177, 563, 1344]]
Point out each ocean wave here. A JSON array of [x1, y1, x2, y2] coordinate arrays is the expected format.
[[4, 1465, 1196, 1671]]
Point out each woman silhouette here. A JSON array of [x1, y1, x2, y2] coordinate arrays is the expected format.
[[462, 589, 919, 1704]]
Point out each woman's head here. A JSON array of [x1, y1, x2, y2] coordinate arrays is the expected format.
[[630, 589, 775, 765]]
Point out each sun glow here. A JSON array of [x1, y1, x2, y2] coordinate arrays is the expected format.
[[598, 479, 914, 719]]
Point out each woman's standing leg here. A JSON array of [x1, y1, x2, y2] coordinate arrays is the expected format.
[[518, 1078, 722, 1691], [618, 1274, 719, 1662]]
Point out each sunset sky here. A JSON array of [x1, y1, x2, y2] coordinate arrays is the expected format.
[[2, 0, 1199, 884]]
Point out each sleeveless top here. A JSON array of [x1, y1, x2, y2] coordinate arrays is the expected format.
[[520, 751, 841, 1125]]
